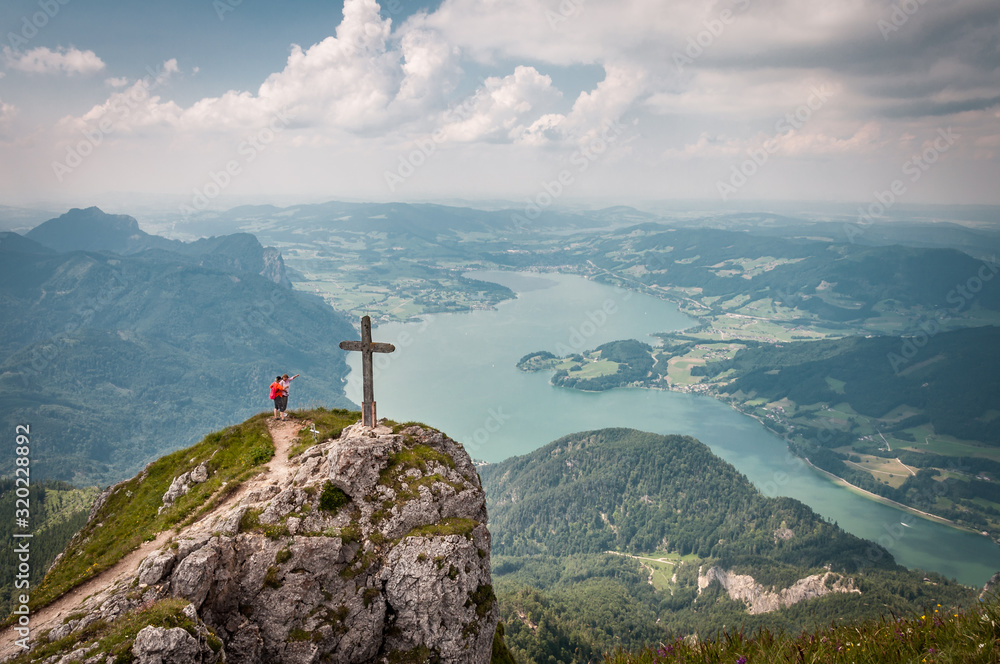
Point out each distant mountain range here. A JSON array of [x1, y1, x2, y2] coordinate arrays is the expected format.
[[1, 207, 354, 484]]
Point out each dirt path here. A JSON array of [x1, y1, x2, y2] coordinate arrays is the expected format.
[[0, 419, 304, 661]]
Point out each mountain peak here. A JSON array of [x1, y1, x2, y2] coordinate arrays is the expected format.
[[25, 207, 148, 254], [4, 414, 502, 663]]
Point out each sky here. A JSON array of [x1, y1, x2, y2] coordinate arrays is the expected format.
[[0, 0, 998, 212]]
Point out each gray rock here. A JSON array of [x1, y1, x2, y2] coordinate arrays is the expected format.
[[226, 622, 263, 662], [171, 544, 220, 608], [132, 626, 200, 664], [189, 462, 209, 484], [159, 462, 210, 514], [46, 622, 73, 642], [216, 506, 246, 536], [137, 550, 176, 586], [697, 566, 860, 614]]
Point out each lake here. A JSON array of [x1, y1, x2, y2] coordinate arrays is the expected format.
[[344, 270, 999, 587]]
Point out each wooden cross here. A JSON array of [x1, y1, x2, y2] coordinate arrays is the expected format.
[[339, 315, 395, 428]]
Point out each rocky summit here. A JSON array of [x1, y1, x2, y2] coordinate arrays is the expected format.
[[7, 420, 499, 664]]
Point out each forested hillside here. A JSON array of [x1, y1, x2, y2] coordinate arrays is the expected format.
[[712, 325, 1000, 444], [0, 213, 356, 484], [0, 480, 99, 616], [481, 429, 978, 664]]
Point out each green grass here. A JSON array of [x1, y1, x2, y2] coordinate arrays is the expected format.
[[319, 482, 350, 513], [289, 408, 362, 457], [603, 595, 1000, 664], [570, 359, 619, 379], [390, 421, 442, 434], [238, 508, 290, 540], [902, 434, 1000, 463], [405, 518, 479, 540], [381, 443, 456, 479], [25, 413, 275, 613]]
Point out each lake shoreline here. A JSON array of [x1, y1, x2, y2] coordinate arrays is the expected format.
[[362, 269, 999, 586]]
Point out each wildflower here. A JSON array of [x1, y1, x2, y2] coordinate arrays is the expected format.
[[736, 657, 747, 664]]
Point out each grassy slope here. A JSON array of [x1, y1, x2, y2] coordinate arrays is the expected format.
[[24, 412, 277, 613], [604, 592, 1000, 663]]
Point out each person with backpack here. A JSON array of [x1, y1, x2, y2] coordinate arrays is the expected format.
[[269, 376, 285, 420]]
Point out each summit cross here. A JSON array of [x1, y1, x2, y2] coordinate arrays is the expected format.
[[339, 315, 395, 428]]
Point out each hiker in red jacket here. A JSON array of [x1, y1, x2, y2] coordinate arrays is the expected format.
[[269, 376, 285, 420]]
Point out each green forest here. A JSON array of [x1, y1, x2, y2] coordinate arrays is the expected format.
[[0, 480, 99, 616], [480, 428, 977, 664]]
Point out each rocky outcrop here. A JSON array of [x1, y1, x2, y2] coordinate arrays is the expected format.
[[133, 626, 202, 664], [260, 246, 292, 288], [158, 461, 210, 514], [697, 566, 860, 614], [32, 423, 497, 664]]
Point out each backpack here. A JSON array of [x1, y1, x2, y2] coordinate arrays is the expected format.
[[269, 382, 282, 399]]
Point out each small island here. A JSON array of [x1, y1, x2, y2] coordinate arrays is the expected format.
[[517, 339, 658, 391]]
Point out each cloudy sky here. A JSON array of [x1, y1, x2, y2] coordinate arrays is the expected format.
[[0, 0, 998, 210]]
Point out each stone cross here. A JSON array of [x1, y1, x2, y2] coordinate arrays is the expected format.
[[339, 315, 395, 428]]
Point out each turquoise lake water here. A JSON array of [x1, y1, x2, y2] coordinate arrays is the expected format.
[[344, 270, 999, 587]]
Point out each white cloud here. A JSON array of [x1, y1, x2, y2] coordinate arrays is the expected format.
[[57, 60, 184, 136], [3, 46, 105, 75], [520, 64, 646, 146], [13, 0, 999, 204], [63, 0, 461, 137], [437, 66, 562, 143]]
